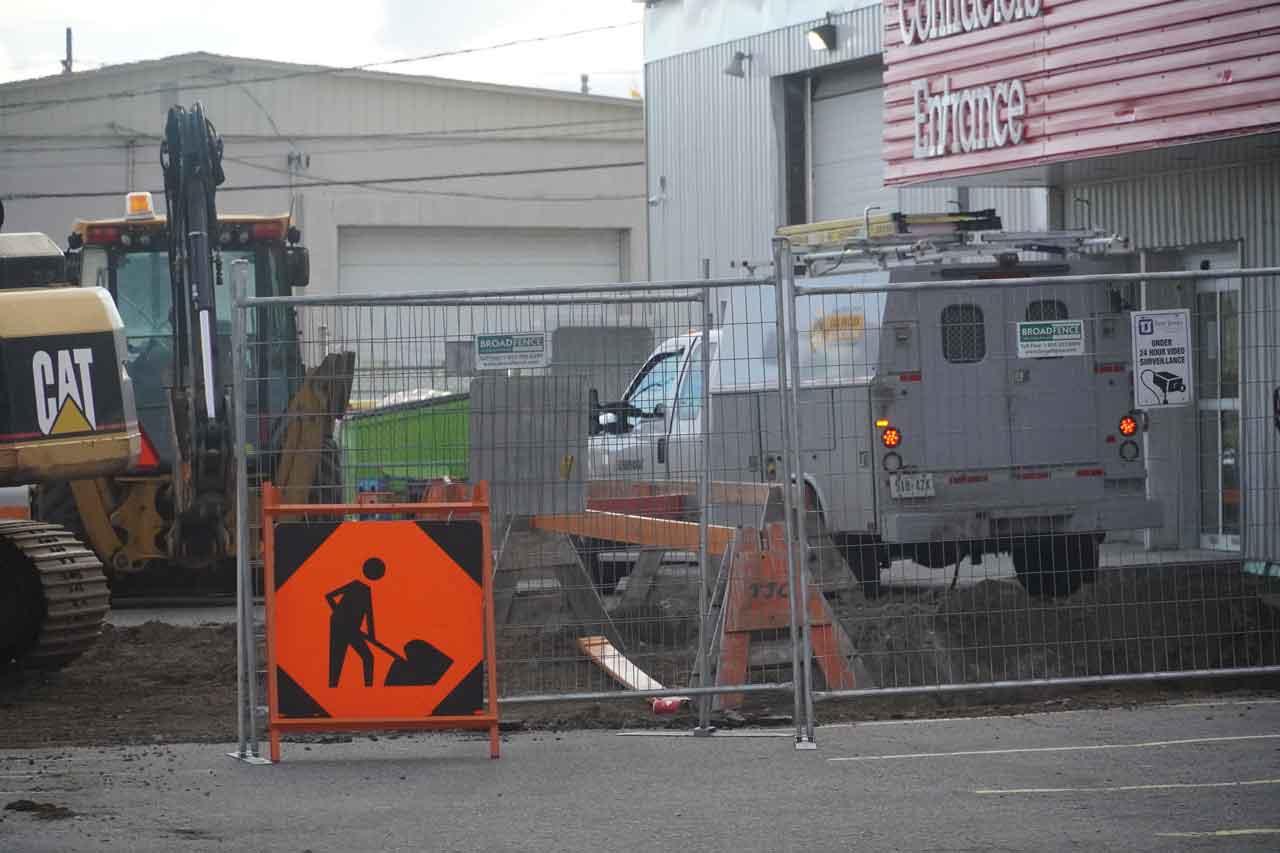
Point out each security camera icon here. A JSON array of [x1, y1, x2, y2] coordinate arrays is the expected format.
[[1139, 318, 1154, 335], [1152, 371, 1184, 395]]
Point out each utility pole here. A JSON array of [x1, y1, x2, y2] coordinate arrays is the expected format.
[[580, 73, 589, 95], [61, 28, 73, 74]]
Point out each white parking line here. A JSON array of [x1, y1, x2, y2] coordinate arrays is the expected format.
[[1156, 828, 1280, 838], [974, 778, 1280, 795], [817, 698, 1280, 731], [616, 730, 792, 738], [828, 733, 1280, 762]]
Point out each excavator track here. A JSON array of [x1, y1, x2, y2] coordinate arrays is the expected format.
[[1, 519, 109, 670]]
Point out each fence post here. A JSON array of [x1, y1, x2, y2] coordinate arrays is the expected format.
[[696, 259, 715, 735], [771, 239, 812, 749], [782, 243, 818, 746], [228, 258, 266, 763]]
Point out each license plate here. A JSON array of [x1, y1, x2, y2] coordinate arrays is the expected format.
[[890, 472, 935, 499]]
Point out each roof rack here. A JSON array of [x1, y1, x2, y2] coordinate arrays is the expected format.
[[778, 209, 1003, 247], [777, 209, 1129, 270]]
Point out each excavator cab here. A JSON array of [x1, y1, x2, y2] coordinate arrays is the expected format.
[[65, 197, 312, 576]]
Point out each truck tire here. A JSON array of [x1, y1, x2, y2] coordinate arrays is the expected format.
[[835, 534, 882, 599], [1012, 534, 1097, 597]]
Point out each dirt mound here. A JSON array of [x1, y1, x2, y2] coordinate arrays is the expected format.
[[837, 565, 1279, 689], [0, 622, 238, 749]]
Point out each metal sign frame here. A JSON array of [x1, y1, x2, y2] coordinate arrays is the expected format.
[[260, 480, 499, 763]]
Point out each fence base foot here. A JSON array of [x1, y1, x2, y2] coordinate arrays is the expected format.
[[226, 751, 273, 765], [794, 737, 818, 751], [692, 726, 717, 737]]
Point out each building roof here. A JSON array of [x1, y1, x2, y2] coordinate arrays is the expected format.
[[1, 51, 641, 108], [0, 51, 642, 142]]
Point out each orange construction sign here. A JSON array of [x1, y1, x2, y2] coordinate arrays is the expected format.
[[262, 482, 499, 762]]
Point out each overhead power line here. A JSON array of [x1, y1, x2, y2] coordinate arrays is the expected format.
[[0, 21, 642, 115], [1, 160, 645, 201], [0, 116, 644, 156], [217, 155, 643, 203], [0, 123, 642, 163]]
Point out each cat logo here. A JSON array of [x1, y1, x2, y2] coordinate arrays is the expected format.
[[32, 348, 97, 436]]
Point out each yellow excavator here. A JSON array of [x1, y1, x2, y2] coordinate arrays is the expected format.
[[41, 103, 351, 588], [0, 201, 141, 670]]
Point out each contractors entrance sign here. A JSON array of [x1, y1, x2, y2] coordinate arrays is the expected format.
[[896, 0, 1042, 45], [883, 1, 1280, 184], [899, 0, 1038, 160]]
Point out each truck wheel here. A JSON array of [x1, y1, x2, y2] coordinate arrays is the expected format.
[[836, 535, 882, 599], [1011, 535, 1096, 597]]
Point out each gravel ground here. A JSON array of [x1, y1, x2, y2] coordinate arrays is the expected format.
[[3, 557, 1277, 750]]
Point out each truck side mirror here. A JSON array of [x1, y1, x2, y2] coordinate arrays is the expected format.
[[285, 245, 310, 288], [589, 388, 601, 436]]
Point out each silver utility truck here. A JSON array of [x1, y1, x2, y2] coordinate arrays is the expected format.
[[588, 213, 1163, 598]]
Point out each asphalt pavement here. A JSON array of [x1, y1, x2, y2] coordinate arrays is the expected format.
[[3, 696, 1278, 851]]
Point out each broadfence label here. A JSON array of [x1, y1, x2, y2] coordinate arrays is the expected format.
[[1016, 320, 1084, 358], [475, 333, 550, 370]]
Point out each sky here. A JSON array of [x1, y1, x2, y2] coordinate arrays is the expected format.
[[0, 0, 645, 98]]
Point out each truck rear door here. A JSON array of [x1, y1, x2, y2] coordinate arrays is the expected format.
[[1005, 287, 1098, 466], [919, 289, 1010, 471]]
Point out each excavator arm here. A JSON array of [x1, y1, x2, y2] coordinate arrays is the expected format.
[[159, 103, 231, 557]]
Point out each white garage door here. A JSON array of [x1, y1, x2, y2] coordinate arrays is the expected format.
[[811, 64, 898, 221], [338, 226, 623, 294]]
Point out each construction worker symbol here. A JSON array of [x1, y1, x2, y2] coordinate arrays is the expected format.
[[272, 520, 485, 721], [326, 557, 453, 689]]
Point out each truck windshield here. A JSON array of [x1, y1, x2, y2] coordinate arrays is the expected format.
[[625, 348, 685, 414]]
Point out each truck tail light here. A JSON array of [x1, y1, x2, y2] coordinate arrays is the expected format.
[[881, 426, 901, 448], [1118, 415, 1138, 437]]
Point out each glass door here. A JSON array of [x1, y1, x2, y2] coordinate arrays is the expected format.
[[1192, 251, 1241, 551]]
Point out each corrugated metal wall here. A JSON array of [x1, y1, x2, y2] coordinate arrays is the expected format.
[[644, 4, 1048, 279], [1065, 154, 1280, 564], [644, 6, 884, 280]]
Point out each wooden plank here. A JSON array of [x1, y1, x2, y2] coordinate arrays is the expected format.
[[577, 635, 665, 691], [584, 479, 779, 508], [531, 510, 735, 553]]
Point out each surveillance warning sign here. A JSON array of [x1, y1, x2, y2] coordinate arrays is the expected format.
[[1132, 309, 1193, 409]]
